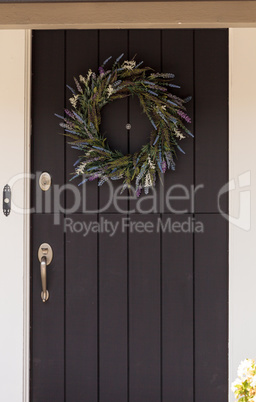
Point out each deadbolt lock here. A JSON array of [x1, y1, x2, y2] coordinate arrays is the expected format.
[[39, 172, 51, 191]]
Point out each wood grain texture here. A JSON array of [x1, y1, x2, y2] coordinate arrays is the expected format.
[[66, 30, 99, 213], [99, 214, 128, 401], [0, 0, 247, 2], [31, 214, 65, 402], [162, 29, 194, 213], [1, 2, 256, 29], [129, 214, 161, 402], [195, 29, 228, 213], [195, 214, 228, 400], [31, 30, 65, 213], [162, 214, 193, 400], [66, 214, 98, 401]]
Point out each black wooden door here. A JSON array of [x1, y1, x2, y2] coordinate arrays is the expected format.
[[31, 29, 228, 402]]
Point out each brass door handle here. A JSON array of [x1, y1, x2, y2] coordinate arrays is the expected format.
[[38, 243, 53, 302]]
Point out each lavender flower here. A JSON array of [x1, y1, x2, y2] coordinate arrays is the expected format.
[[78, 178, 88, 186], [162, 160, 167, 173], [153, 135, 159, 146], [177, 110, 191, 123], [89, 174, 99, 181], [55, 113, 64, 120], [99, 66, 105, 75], [177, 145, 185, 154], [102, 56, 112, 66], [135, 61, 144, 68], [66, 85, 76, 94], [74, 77, 82, 93], [147, 90, 159, 97], [169, 83, 181, 89], [136, 186, 142, 197], [65, 109, 75, 119]]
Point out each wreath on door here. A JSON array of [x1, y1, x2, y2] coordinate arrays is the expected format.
[[56, 54, 193, 196]]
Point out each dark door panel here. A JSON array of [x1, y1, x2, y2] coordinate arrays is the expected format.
[[31, 29, 228, 401]]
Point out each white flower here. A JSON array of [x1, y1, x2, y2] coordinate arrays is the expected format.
[[79, 74, 86, 84], [161, 105, 167, 111], [122, 60, 136, 70], [76, 161, 87, 175], [231, 378, 241, 393], [238, 359, 254, 379], [144, 172, 152, 188], [174, 129, 185, 140], [86, 69, 93, 82], [251, 397, 256, 402], [147, 156, 155, 170], [251, 375, 256, 387], [107, 85, 114, 98], [69, 94, 79, 108]]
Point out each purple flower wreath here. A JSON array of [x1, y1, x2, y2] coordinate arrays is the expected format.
[[56, 54, 193, 196]]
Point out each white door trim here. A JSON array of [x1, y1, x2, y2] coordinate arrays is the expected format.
[[23, 29, 32, 402], [0, 29, 31, 402]]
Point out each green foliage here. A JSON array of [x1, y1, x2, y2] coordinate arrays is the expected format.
[[57, 55, 193, 196]]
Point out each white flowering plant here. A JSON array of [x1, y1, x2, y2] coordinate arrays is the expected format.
[[232, 359, 256, 401]]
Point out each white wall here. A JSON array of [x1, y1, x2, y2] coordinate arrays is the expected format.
[[0, 30, 30, 402], [229, 28, 256, 401]]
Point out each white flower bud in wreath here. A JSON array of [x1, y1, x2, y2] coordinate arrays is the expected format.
[[122, 60, 136, 70]]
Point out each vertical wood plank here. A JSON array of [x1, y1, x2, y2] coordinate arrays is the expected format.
[[195, 214, 228, 401], [99, 214, 128, 401], [129, 30, 162, 213], [129, 214, 161, 402], [66, 30, 99, 213], [162, 30, 194, 213], [31, 30, 65, 402], [65, 214, 98, 402], [31, 30, 65, 213], [31, 214, 65, 402], [162, 214, 193, 401], [195, 30, 228, 213], [99, 30, 129, 213]]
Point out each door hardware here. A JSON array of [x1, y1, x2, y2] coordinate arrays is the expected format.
[[39, 172, 51, 191], [3, 184, 11, 216], [38, 243, 53, 302]]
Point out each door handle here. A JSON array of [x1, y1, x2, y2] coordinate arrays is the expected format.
[[38, 243, 53, 302]]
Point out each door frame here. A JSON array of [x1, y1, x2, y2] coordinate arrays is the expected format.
[[1, 7, 254, 400], [1, 1, 256, 29]]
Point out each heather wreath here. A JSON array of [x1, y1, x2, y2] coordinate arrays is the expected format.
[[232, 359, 256, 401], [56, 53, 193, 196]]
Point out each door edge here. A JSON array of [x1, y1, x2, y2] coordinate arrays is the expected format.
[[23, 28, 32, 402]]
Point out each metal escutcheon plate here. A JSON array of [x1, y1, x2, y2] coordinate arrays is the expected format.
[[38, 243, 53, 265]]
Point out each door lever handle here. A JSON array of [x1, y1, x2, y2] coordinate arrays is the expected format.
[[38, 243, 53, 302]]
